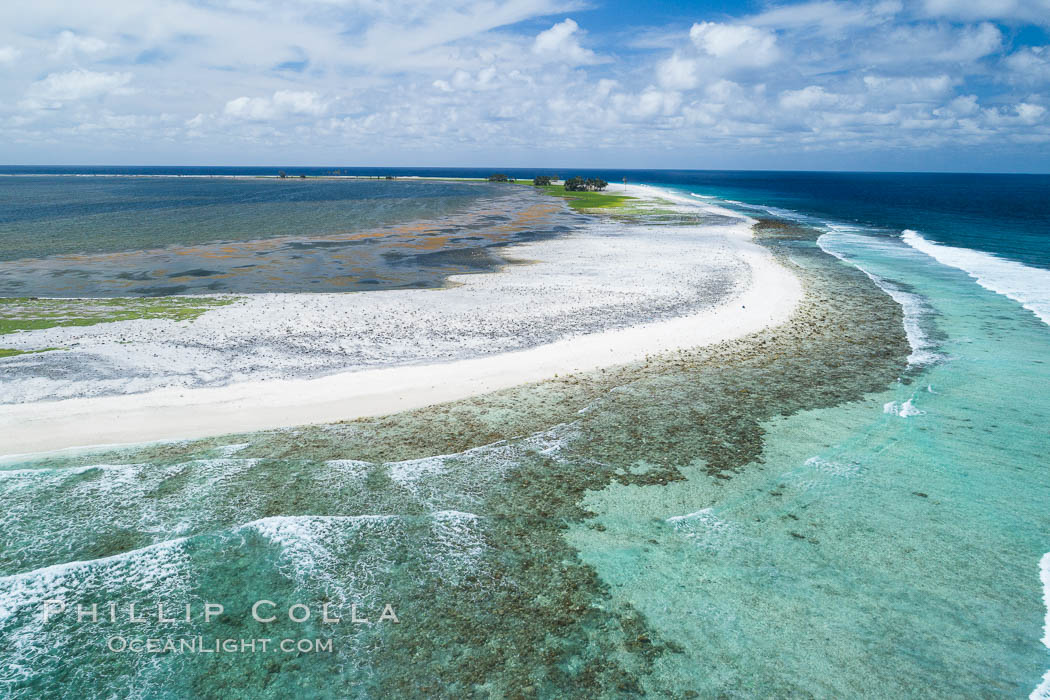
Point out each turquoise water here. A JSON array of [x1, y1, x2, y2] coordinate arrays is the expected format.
[[0, 175, 1048, 696], [570, 224, 1050, 696]]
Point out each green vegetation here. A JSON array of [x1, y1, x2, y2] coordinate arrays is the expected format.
[[530, 182, 693, 221], [0, 296, 238, 335], [487, 173, 514, 182], [532, 184, 632, 211], [532, 175, 556, 186], [563, 176, 608, 192], [0, 347, 61, 358]]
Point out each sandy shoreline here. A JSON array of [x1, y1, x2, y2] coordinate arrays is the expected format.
[[0, 185, 801, 456]]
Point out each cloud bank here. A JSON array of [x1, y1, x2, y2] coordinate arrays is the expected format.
[[0, 0, 1047, 170]]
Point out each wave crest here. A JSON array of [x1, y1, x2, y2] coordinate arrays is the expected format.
[[902, 229, 1050, 327]]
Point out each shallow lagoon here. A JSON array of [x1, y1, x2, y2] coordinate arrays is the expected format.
[[0, 177, 572, 295]]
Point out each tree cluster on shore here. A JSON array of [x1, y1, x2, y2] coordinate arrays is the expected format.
[[487, 173, 515, 182], [563, 176, 608, 192], [528, 174, 609, 191]]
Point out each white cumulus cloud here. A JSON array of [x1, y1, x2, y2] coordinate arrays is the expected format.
[[22, 69, 133, 109], [863, 74, 956, 101], [1016, 102, 1047, 123], [780, 85, 839, 110], [224, 91, 328, 120], [1004, 45, 1050, 83], [657, 52, 699, 90], [689, 22, 779, 67], [54, 30, 107, 58], [532, 19, 603, 65]]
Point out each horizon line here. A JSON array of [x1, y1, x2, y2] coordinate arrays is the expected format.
[[1, 164, 1049, 176]]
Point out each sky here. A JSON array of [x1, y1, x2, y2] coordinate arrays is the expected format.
[[1, 0, 1049, 171]]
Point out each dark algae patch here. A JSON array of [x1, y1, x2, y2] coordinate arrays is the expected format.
[[0, 212, 908, 697]]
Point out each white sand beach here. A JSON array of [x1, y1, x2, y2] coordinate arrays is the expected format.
[[0, 186, 801, 455]]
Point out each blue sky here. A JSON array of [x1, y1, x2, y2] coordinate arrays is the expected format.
[[1, 0, 1049, 171]]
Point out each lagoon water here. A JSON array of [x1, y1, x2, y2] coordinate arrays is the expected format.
[[0, 169, 1048, 697], [0, 175, 570, 295]]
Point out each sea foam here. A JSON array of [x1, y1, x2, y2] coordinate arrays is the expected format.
[[1034, 552, 1050, 699], [0, 537, 191, 622], [818, 228, 940, 367], [902, 229, 1050, 327], [247, 511, 488, 603], [666, 508, 740, 552], [883, 399, 925, 417], [804, 456, 861, 478], [1041, 552, 1050, 649], [1033, 672, 1050, 700]]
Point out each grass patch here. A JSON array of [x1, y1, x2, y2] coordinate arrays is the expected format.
[[531, 185, 705, 224], [0, 347, 61, 358], [529, 184, 633, 211], [0, 296, 238, 335]]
